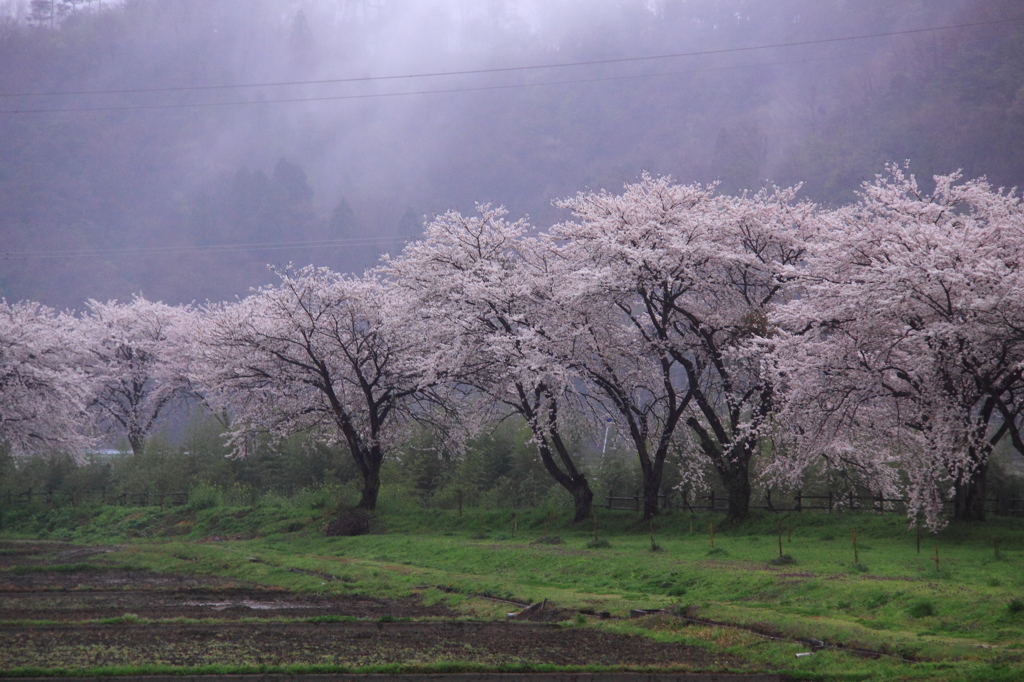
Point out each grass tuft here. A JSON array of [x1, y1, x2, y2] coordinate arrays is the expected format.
[[907, 600, 936, 618]]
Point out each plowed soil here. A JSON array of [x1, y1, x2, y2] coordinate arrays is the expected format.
[[0, 540, 744, 672]]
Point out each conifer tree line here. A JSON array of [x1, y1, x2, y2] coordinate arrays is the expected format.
[[3, 166, 1023, 528]]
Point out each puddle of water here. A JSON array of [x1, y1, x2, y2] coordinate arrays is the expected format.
[[181, 600, 318, 611]]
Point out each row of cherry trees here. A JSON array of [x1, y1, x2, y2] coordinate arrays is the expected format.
[[0, 296, 192, 459], [3, 166, 1022, 526]]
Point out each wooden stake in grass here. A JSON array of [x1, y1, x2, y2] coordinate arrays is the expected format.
[[777, 519, 783, 557], [933, 545, 940, 573], [787, 515, 792, 543], [458, 490, 463, 517], [852, 528, 859, 564], [592, 510, 598, 542], [513, 511, 518, 539], [710, 520, 715, 549], [916, 513, 921, 554]]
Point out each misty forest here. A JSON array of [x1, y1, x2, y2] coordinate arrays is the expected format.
[[5, 2, 1024, 680]]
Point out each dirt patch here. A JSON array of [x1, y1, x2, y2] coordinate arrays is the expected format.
[[0, 566, 247, 592], [0, 541, 114, 569], [0, 621, 741, 670], [0, 541, 745, 673], [0, 588, 453, 622]]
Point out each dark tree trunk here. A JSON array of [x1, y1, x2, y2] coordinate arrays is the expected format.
[[724, 467, 751, 525], [640, 455, 667, 521], [535, 441, 594, 522], [357, 465, 381, 510], [519, 386, 594, 523], [952, 459, 988, 521], [687, 417, 754, 525], [128, 434, 145, 456], [568, 477, 595, 523]]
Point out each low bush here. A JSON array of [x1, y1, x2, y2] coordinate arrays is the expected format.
[[323, 508, 373, 537]]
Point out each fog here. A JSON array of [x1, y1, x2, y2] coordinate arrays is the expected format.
[[1, 0, 1021, 308]]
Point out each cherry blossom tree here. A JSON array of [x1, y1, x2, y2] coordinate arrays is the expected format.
[[0, 300, 91, 457], [550, 174, 815, 522], [770, 165, 1024, 524], [81, 296, 195, 455], [191, 266, 427, 510], [385, 205, 596, 521]]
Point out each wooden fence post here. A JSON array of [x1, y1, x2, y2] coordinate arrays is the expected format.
[[709, 490, 716, 512], [916, 513, 922, 554], [828, 491, 833, 512], [795, 490, 802, 513]]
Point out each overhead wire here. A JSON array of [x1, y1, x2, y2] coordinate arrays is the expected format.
[[2, 236, 409, 260], [1, 50, 876, 114], [1, 15, 1020, 100]]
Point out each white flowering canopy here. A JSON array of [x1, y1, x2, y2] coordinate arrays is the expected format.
[[189, 266, 427, 508], [0, 300, 91, 458], [547, 174, 817, 520], [81, 296, 195, 454], [770, 165, 1024, 526]]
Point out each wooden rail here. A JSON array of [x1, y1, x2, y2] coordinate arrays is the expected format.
[[606, 488, 1024, 516]]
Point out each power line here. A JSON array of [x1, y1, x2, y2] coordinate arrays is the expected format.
[[0, 49, 889, 114], [2, 235, 409, 260], [1, 15, 1020, 100]]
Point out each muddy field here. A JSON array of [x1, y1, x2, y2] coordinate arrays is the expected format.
[[0, 540, 744, 672]]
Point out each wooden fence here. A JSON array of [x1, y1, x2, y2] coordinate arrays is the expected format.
[[4, 485, 1023, 517], [607, 489, 1024, 517], [2, 488, 189, 509]]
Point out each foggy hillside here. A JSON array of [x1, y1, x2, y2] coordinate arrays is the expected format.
[[1, 0, 1022, 309]]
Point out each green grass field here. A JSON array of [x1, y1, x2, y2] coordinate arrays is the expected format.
[[2, 494, 1023, 681]]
